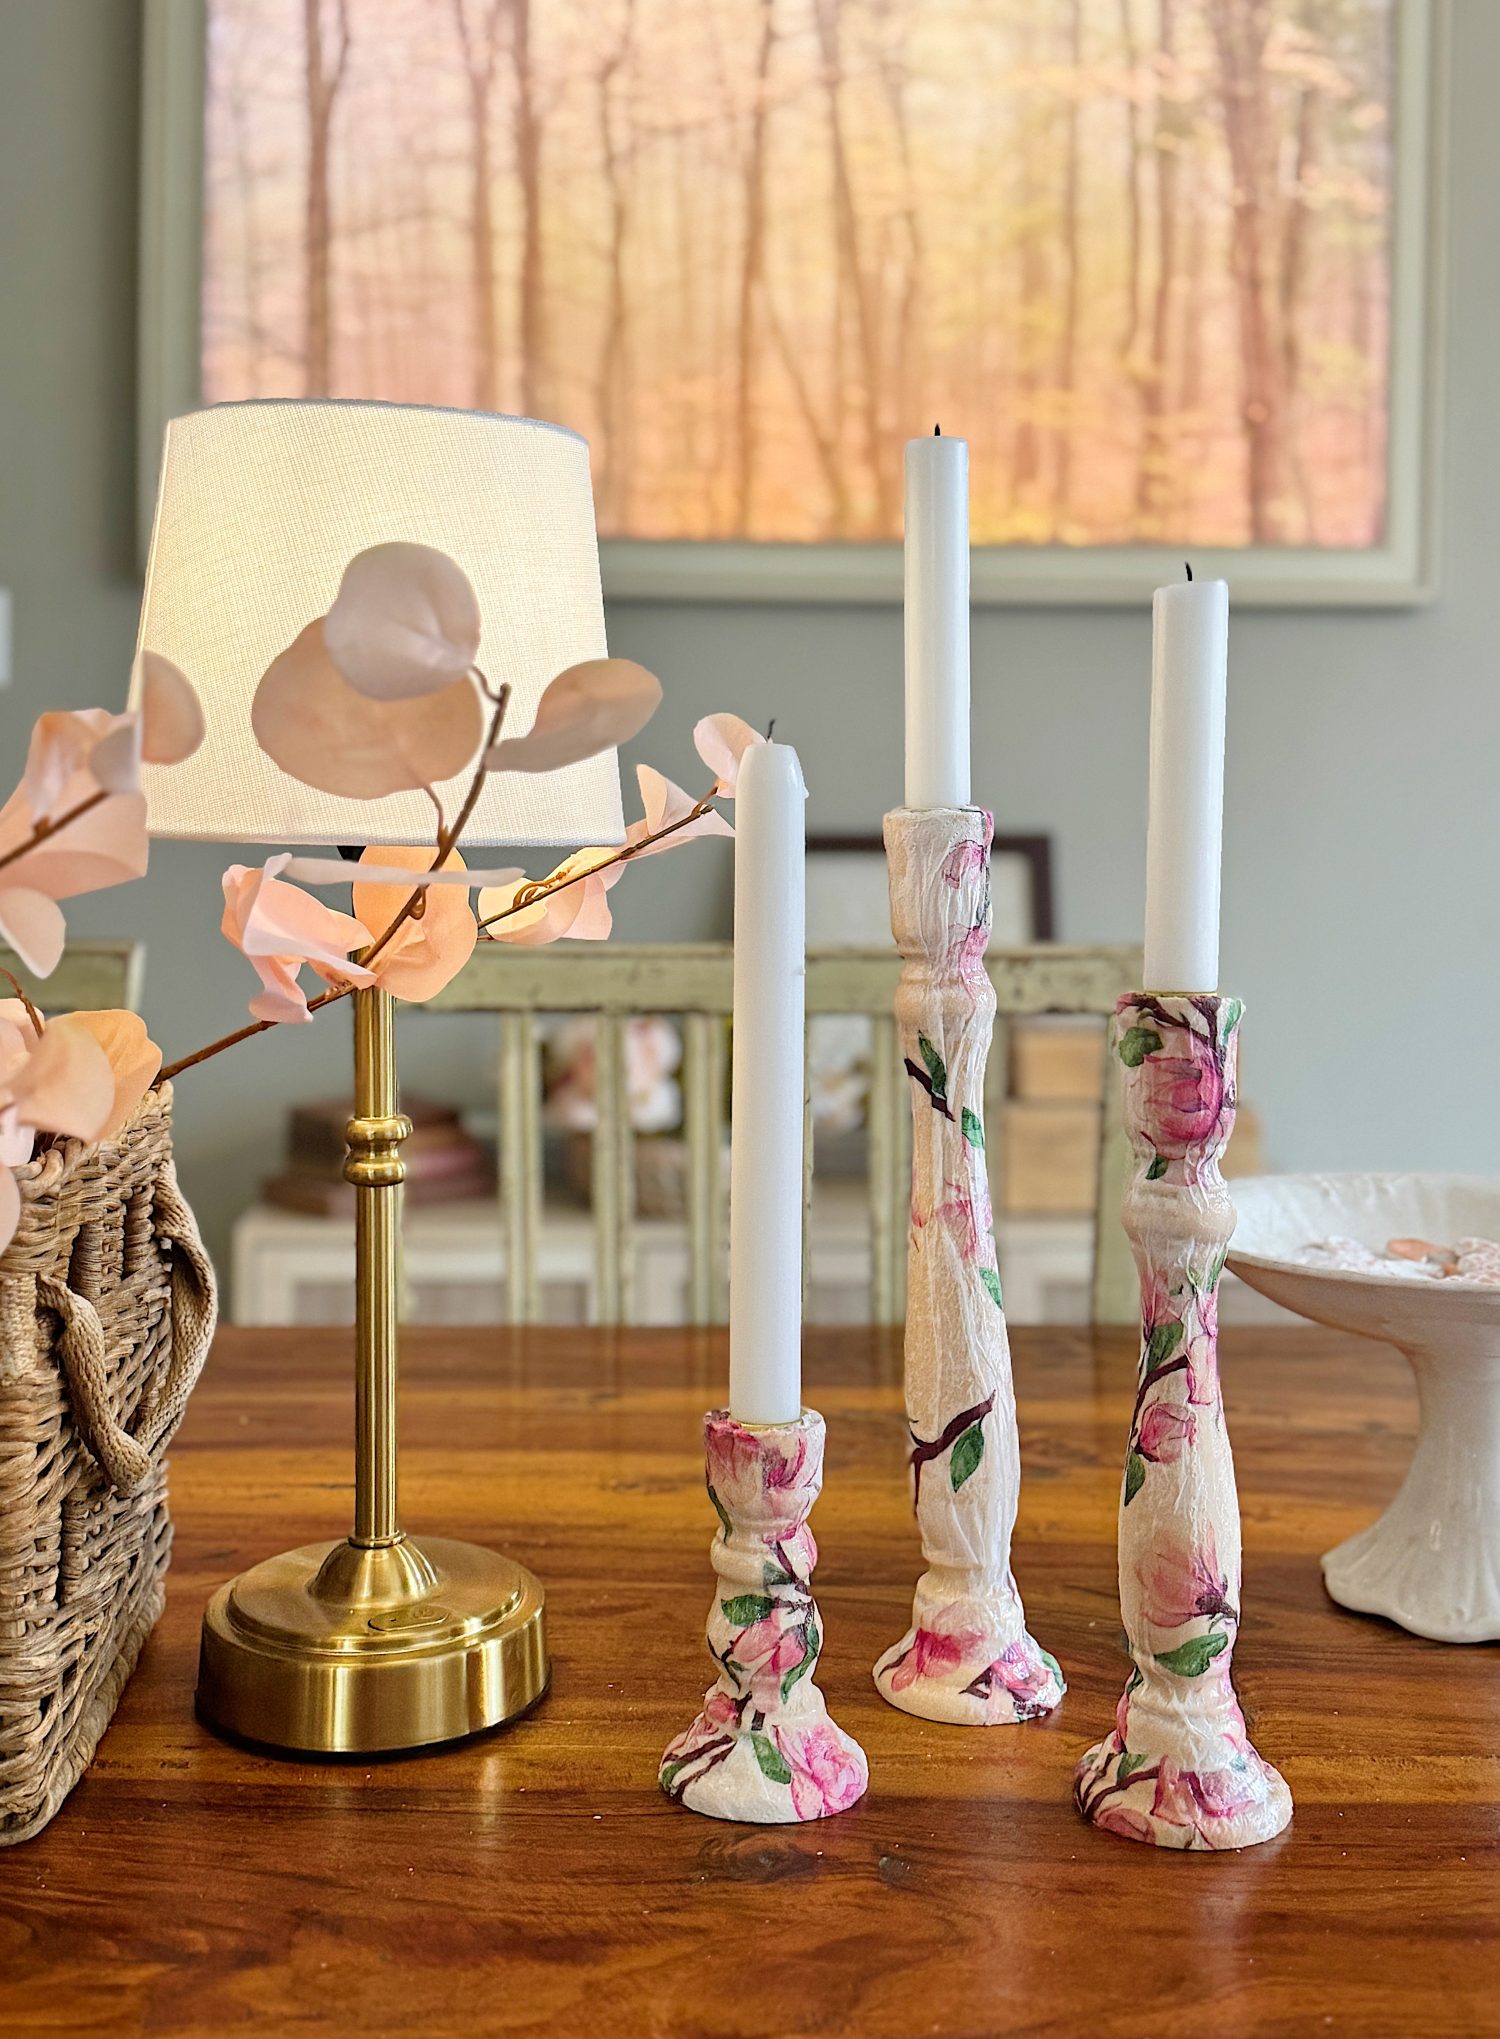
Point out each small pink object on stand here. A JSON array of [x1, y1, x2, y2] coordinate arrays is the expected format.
[[1075, 993, 1292, 1850], [872, 805, 1064, 1725], [660, 1408, 869, 1823]]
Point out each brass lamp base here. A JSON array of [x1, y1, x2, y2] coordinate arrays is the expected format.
[[196, 1532, 548, 1754]]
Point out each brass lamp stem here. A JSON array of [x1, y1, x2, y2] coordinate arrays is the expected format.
[[346, 987, 410, 1548]]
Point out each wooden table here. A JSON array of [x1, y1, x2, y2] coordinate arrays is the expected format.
[[3, 1325, 1498, 2037]]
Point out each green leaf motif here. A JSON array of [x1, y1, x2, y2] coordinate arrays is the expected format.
[[751, 1732, 793, 1785], [917, 1032, 948, 1099], [720, 1593, 775, 1627], [1154, 1630, 1230, 1678], [1123, 1451, 1146, 1505], [781, 1622, 820, 1699], [960, 1107, 985, 1150], [949, 1421, 985, 1492], [1145, 1151, 1169, 1181], [1117, 1025, 1163, 1068], [763, 1562, 795, 1590], [1145, 1319, 1184, 1370], [708, 1485, 733, 1539], [979, 1265, 1003, 1308], [1117, 1750, 1149, 1782], [1223, 997, 1244, 1037]]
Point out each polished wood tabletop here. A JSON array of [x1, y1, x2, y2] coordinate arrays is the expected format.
[[2, 1321, 1497, 2037]]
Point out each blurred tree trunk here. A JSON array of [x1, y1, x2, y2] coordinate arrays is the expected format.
[[595, 0, 637, 527], [1280, 67, 1323, 539], [1208, 0, 1288, 543], [302, 0, 350, 394], [1011, 13, 1047, 515], [1118, 0, 1143, 365], [734, 0, 776, 535], [1135, 0, 1180, 535], [452, 0, 505, 412], [1053, 0, 1085, 530], [509, 0, 545, 417], [812, 0, 889, 529]]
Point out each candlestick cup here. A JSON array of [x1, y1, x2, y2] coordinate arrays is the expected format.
[[1074, 993, 1291, 1850], [872, 805, 1064, 1726]]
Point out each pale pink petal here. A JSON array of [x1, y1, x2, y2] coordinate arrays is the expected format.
[[352, 848, 477, 1003], [0, 887, 67, 977], [22, 709, 125, 822], [0, 1105, 31, 1169], [693, 713, 764, 796], [323, 543, 482, 700], [282, 856, 522, 890], [10, 1021, 114, 1141], [0, 1164, 17, 1255], [58, 1010, 163, 1141], [478, 878, 587, 946], [0, 788, 149, 903], [485, 660, 662, 774], [89, 717, 144, 796], [625, 765, 733, 860], [253, 622, 485, 799], [137, 651, 206, 764], [221, 856, 374, 978], [248, 955, 317, 1025], [566, 879, 614, 942]]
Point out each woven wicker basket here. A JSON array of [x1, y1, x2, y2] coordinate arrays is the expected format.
[[0, 1083, 215, 1845]]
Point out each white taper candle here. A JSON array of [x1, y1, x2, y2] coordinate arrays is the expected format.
[[1142, 576, 1229, 994], [728, 740, 807, 1426], [903, 431, 971, 811]]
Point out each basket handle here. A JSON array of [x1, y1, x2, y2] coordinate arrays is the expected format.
[[39, 1166, 219, 1500]]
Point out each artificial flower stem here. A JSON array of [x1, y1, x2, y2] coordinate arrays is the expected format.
[[0, 788, 108, 878]]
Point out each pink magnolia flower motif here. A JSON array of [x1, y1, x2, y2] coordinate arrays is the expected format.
[[625, 765, 733, 859], [940, 836, 989, 890], [221, 854, 375, 1024], [701, 1688, 740, 1729], [782, 1721, 866, 1820], [933, 1178, 991, 1262], [762, 1430, 810, 1493], [1135, 1400, 1195, 1464], [1138, 1024, 1231, 1159], [733, 1614, 810, 1701], [980, 1638, 1061, 1722], [692, 713, 764, 797], [1185, 1332, 1220, 1408], [888, 1623, 984, 1692], [1138, 1526, 1237, 1632], [1092, 1801, 1157, 1844], [947, 920, 990, 993], [1151, 1757, 1261, 1838], [1114, 1682, 1135, 1743]]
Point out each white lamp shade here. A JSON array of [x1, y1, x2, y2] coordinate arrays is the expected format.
[[132, 401, 625, 849]]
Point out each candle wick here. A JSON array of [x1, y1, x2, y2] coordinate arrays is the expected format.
[[765, 718, 776, 739], [933, 423, 942, 436], [1184, 560, 1193, 582]]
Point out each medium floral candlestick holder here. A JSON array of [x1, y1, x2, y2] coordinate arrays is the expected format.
[[1075, 993, 1292, 1850], [660, 1409, 869, 1823], [872, 805, 1064, 1726]]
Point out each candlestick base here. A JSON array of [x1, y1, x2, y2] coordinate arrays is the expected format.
[[660, 1409, 868, 1824], [874, 805, 1064, 1727], [1074, 993, 1291, 1851]]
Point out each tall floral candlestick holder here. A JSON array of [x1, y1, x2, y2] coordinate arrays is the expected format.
[[1075, 993, 1291, 1850], [872, 806, 1064, 1726], [660, 1409, 868, 1823]]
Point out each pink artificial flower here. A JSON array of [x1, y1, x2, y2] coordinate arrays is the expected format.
[[782, 1721, 866, 1820], [1138, 1527, 1236, 1632], [1139, 1026, 1231, 1159], [692, 713, 764, 797], [887, 1624, 983, 1692], [1136, 1400, 1195, 1464], [0, 999, 116, 1254], [626, 765, 733, 858], [221, 854, 374, 1024]]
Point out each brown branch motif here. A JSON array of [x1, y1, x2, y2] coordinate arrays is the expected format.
[[909, 1391, 994, 1510]]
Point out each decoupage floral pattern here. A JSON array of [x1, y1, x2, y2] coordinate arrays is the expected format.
[[1075, 994, 1292, 1850], [660, 1409, 868, 1824], [873, 806, 1063, 1727]]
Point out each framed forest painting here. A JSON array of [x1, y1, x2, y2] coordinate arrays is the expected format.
[[139, 0, 1445, 602]]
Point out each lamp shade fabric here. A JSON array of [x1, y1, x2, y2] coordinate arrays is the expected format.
[[132, 401, 625, 849]]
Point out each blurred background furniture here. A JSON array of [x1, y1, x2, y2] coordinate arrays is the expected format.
[[0, 941, 143, 1016], [232, 939, 1150, 1329]]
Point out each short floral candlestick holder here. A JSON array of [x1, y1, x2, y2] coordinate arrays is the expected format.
[[1075, 994, 1292, 1850], [660, 1409, 868, 1823], [872, 806, 1064, 1726]]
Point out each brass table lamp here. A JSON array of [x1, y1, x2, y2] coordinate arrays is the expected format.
[[134, 400, 626, 1751]]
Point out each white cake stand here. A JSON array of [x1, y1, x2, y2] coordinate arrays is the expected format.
[[1231, 1172, 1500, 1644]]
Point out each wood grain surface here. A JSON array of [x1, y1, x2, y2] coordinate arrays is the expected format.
[[1, 1322, 1496, 2038]]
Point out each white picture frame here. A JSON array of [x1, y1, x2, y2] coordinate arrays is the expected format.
[[139, 0, 1448, 606]]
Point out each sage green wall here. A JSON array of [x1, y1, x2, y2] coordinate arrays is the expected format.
[[2, 1, 1496, 1277]]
